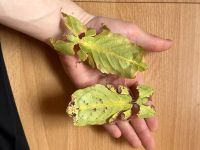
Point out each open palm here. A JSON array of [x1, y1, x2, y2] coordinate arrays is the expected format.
[[59, 16, 173, 150]]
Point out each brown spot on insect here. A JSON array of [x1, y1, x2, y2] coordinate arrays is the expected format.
[[117, 86, 122, 94], [99, 98, 103, 103], [117, 112, 125, 120], [73, 44, 80, 52], [70, 101, 75, 105], [129, 87, 139, 101], [72, 113, 76, 117], [78, 32, 85, 39], [93, 108, 97, 111]]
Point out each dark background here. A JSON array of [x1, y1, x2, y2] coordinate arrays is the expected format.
[[0, 44, 29, 150]]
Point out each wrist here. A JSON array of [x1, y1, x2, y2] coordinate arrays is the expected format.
[[61, 1, 94, 25], [48, 1, 95, 44], [0, 0, 94, 43]]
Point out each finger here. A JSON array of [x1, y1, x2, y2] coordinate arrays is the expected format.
[[116, 120, 142, 148], [59, 54, 101, 88], [129, 25, 173, 52], [103, 124, 121, 138], [145, 117, 158, 132], [130, 116, 155, 150]]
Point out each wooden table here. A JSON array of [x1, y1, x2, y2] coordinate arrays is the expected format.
[[0, 1, 200, 150]]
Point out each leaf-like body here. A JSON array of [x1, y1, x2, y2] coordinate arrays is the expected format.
[[79, 29, 147, 78], [50, 13, 148, 79], [67, 84, 155, 126], [67, 84, 132, 126]]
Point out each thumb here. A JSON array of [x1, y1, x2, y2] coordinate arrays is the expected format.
[[130, 27, 173, 52]]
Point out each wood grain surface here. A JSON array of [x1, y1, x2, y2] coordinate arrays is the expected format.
[[1, 2, 200, 150], [74, 0, 200, 3]]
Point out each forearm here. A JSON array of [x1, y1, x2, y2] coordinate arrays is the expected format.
[[0, 0, 94, 43]]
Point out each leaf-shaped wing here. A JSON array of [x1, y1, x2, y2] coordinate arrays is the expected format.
[[50, 39, 75, 56], [136, 85, 155, 118], [67, 84, 132, 126], [62, 13, 87, 36], [51, 14, 148, 78], [138, 105, 155, 118], [79, 28, 147, 78], [65, 34, 79, 43], [138, 85, 154, 99]]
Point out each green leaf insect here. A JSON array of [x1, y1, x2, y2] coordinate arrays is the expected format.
[[67, 84, 155, 126], [50, 13, 147, 78]]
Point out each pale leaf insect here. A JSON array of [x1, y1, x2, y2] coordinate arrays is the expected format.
[[67, 84, 155, 126], [50, 13, 147, 79]]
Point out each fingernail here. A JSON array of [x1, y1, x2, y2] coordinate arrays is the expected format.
[[131, 141, 142, 149], [113, 131, 121, 138]]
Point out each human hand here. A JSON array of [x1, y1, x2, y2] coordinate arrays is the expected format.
[[59, 16, 173, 150]]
